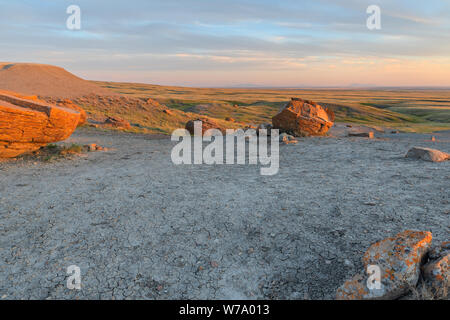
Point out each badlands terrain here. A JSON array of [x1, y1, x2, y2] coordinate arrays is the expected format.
[[0, 63, 449, 299]]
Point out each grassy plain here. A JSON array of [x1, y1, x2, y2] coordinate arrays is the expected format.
[[95, 81, 450, 133]]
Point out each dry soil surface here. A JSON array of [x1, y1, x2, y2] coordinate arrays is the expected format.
[[0, 126, 449, 299]]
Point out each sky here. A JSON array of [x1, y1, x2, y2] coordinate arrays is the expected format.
[[1, 0, 450, 87]]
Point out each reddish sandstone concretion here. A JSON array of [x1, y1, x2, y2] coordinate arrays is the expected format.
[[0, 91, 80, 158], [55, 99, 87, 127], [42, 97, 87, 127], [336, 230, 432, 300], [272, 98, 335, 137]]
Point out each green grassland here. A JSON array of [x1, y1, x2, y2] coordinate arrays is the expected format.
[[95, 81, 450, 133]]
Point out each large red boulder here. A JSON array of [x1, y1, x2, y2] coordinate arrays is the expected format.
[[0, 91, 80, 158], [272, 98, 335, 136]]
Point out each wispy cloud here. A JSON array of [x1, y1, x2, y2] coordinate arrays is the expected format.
[[0, 0, 449, 86]]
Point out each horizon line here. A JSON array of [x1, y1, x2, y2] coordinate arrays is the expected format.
[[91, 80, 450, 91]]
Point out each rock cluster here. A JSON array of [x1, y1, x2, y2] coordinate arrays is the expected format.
[[336, 230, 449, 300], [0, 91, 81, 158]]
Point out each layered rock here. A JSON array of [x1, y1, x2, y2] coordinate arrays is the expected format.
[[55, 99, 87, 126], [272, 98, 335, 136], [0, 92, 80, 158]]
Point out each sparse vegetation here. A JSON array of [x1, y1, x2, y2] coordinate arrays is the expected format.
[[94, 82, 450, 133], [19, 143, 85, 162]]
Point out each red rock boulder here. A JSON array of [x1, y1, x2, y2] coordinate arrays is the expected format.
[[0, 91, 81, 158], [272, 98, 334, 136], [56, 99, 87, 127]]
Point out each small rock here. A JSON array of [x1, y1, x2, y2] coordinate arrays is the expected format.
[[405, 147, 450, 162], [348, 132, 374, 139], [84, 143, 106, 152], [87, 144, 97, 152], [279, 133, 298, 144], [185, 118, 225, 136], [104, 116, 131, 129]]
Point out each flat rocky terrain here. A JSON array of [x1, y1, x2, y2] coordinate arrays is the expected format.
[[0, 126, 449, 299]]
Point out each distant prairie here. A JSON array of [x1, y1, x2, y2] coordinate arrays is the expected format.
[[95, 81, 450, 133]]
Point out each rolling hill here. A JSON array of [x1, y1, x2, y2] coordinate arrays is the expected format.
[[0, 62, 115, 98]]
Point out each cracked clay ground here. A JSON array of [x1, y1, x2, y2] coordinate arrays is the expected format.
[[0, 127, 449, 299]]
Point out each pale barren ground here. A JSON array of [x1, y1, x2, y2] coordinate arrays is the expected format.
[[0, 125, 449, 300]]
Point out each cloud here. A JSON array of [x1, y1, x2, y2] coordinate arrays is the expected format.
[[0, 0, 449, 86]]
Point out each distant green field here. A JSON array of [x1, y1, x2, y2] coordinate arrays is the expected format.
[[95, 81, 450, 133]]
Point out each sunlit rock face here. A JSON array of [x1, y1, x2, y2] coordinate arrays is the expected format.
[[0, 91, 80, 158], [272, 98, 335, 137]]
